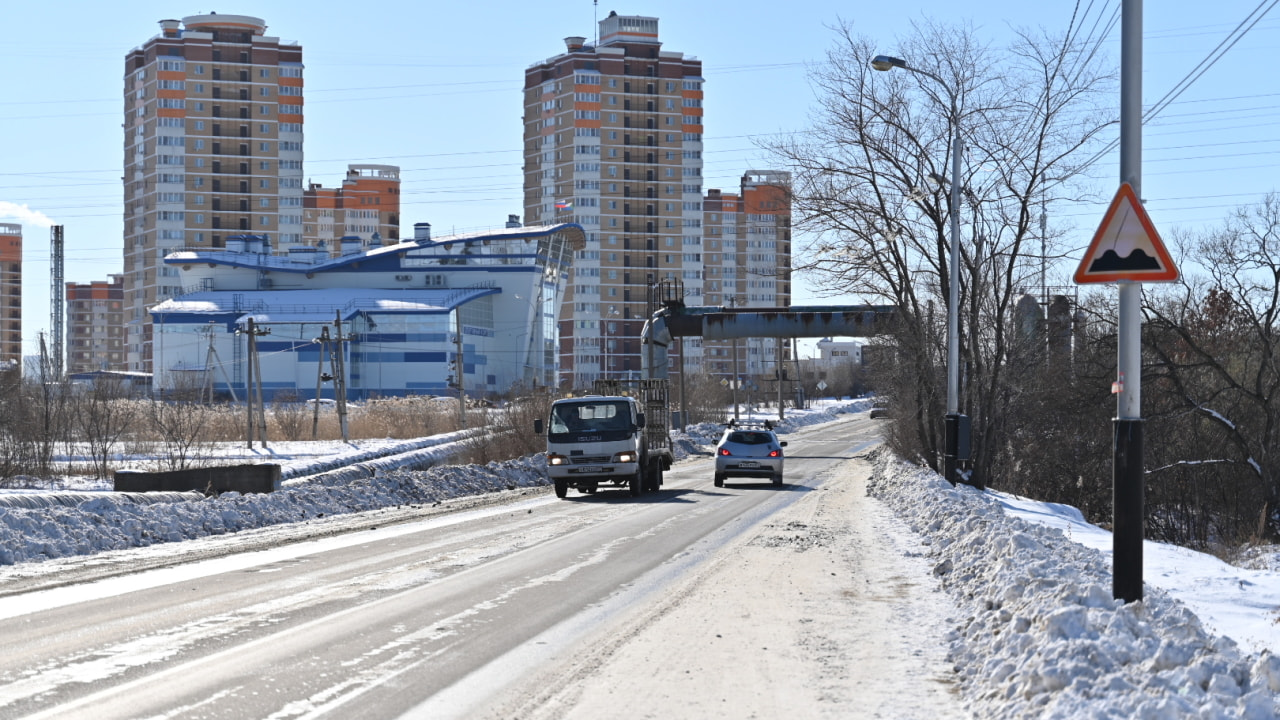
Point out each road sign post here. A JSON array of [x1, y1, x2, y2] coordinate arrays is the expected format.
[[1074, 0, 1177, 604]]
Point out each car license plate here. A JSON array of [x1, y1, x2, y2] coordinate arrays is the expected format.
[[578, 466, 602, 473], [737, 461, 759, 468]]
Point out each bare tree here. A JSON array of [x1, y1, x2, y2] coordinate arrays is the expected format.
[[146, 376, 215, 471], [766, 11, 1114, 488], [1143, 194, 1280, 541], [69, 377, 138, 480]]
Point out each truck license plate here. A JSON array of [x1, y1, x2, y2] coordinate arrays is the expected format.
[[578, 466, 602, 473], [738, 461, 759, 468]]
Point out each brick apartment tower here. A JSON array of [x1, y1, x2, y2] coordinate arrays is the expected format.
[[701, 171, 792, 378], [303, 165, 402, 252], [123, 14, 304, 372], [66, 275, 126, 374], [524, 13, 705, 388], [0, 223, 20, 370]]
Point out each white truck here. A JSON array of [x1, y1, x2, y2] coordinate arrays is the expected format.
[[535, 380, 672, 498]]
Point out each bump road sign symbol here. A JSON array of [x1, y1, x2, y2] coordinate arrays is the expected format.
[[1074, 183, 1178, 284]]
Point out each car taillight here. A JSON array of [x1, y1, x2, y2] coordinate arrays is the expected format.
[[718, 448, 731, 456], [769, 449, 781, 457]]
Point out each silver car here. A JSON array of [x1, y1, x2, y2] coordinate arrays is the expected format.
[[714, 422, 787, 487]]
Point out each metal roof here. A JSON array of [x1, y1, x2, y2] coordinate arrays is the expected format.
[[150, 287, 499, 325], [162, 223, 586, 274]]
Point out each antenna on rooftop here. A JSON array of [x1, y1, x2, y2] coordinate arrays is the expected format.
[[593, 0, 598, 45]]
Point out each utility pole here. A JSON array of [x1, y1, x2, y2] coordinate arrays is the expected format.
[[200, 320, 236, 399], [729, 295, 740, 421], [332, 313, 349, 442], [203, 325, 216, 403], [776, 338, 785, 421], [49, 226, 64, 380], [1114, 0, 1145, 604], [454, 309, 467, 429], [313, 326, 331, 439], [244, 318, 269, 449]]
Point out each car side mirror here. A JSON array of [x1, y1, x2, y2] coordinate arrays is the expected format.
[[635, 412, 646, 429], [534, 419, 544, 434], [780, 441, 788, 447]]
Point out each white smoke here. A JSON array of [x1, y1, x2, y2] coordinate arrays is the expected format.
[[0, 202, 56, 228]]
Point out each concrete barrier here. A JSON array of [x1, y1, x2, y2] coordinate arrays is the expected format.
[[114, 464, 281, 495]]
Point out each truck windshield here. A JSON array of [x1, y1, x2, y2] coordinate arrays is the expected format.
[[549, 401, 631, 434]]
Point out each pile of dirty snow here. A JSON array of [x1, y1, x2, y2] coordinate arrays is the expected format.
[[0, 456, 548, 566], [867, 449, 1280, 719]]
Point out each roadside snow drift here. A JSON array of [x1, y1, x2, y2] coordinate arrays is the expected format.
[[867, 448, 1280, 719]]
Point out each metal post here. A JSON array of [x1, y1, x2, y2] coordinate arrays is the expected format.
[[333, 313, 349, 443], [678, 336, 688, 431], [245, 320, 255, 449], [943, 121, 964, 485], [777, 338, 785, 421], [455, 309, 467, 429], [732, 337, 740, 421], [1114, 0, 1145, 603]]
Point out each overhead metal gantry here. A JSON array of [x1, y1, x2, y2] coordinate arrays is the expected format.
[[641, 303, 897, 380]]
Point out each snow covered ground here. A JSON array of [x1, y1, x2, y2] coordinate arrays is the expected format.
[[869, 451, 1280, 718], [3, 398, 1280, 716]]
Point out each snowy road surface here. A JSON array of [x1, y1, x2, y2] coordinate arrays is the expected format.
[[0, 416, 956, 719]]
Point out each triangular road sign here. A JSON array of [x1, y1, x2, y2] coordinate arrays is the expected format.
[[1074, 183, 1178, 284]]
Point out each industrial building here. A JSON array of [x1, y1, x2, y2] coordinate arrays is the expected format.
[[149, 222, 583, 400]]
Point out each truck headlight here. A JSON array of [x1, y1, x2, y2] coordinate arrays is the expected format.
[[614, 451, 636, 463], [548, 454, 567, 466]]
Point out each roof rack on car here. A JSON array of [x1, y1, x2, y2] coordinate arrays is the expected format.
[[726, 419, 774, 430]]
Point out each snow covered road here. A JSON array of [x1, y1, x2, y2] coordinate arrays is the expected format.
[[3, 399, 1280, 717], [0, 414, 890, 719]]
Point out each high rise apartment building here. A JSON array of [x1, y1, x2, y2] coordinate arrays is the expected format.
[[304, 164, 402, 251], [523, 14, 793, 388], [523, 13, 705, 388], [66, 275, 126, 373], [0, 223, 21, 370], [123, 14, 304, 372], [701, 171, 792, 377]]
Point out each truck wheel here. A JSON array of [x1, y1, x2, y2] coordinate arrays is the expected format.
[[714, 473, 725, 488], [629, 471, 643, 497], [644, 464, 662, 493], [554, 480, 568, 498]]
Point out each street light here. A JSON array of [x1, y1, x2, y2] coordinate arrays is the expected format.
[[871, 54, 969, 485]]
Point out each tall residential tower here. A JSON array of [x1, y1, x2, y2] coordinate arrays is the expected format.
[[523, 12, 705, 388], [123, 14, 304, 372], [0, 223, 21, 370]]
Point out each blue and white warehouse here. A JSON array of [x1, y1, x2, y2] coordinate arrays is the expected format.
[[150, 223, 584, 400]]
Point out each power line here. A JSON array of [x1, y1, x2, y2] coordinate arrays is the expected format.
[[1079, 0, 1280, 172]]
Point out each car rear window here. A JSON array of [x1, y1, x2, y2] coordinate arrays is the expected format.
[[729, 431, 773, 445]]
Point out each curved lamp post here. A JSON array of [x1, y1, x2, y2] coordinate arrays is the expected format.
[[871, 54, 968, 485]]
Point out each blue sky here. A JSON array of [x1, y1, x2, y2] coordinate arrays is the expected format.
[[2, 1, 1278, 359]]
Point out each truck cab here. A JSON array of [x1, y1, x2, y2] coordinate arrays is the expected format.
[[537, 394, 663, 497]]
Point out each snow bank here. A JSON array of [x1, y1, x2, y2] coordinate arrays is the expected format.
[[867, 449, 1280, 719], [674, 397, 871, 457], [0, 454, 549, 566]]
